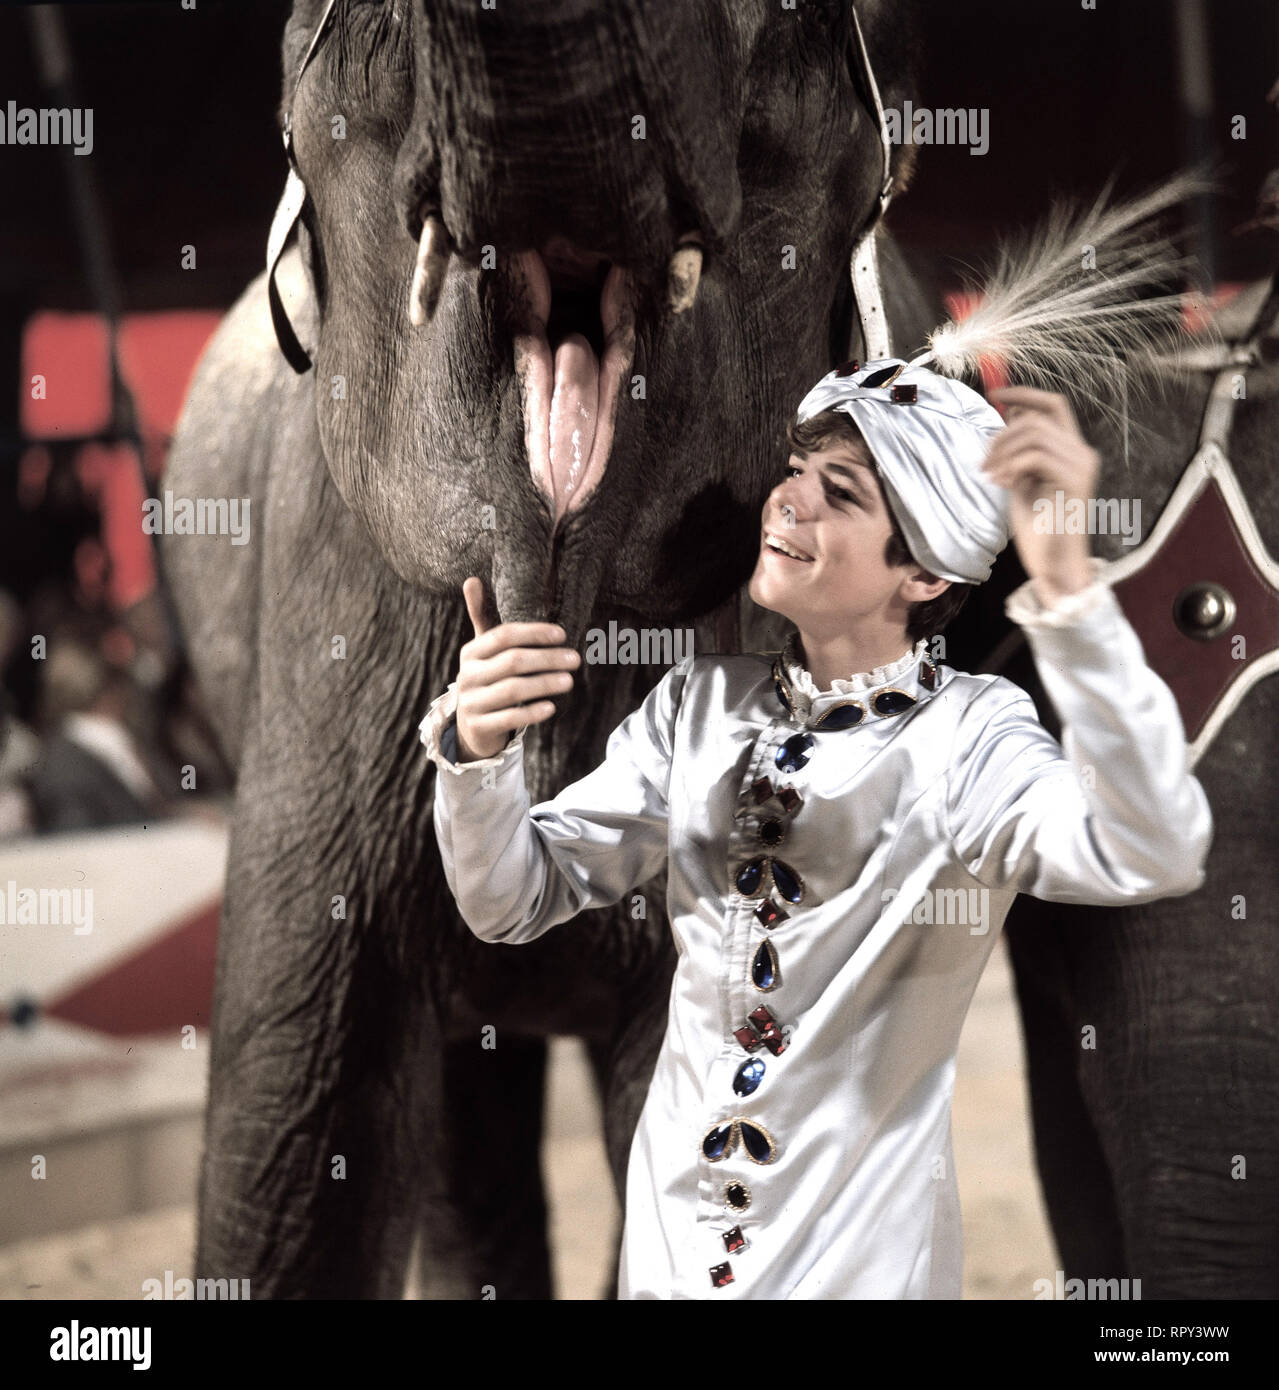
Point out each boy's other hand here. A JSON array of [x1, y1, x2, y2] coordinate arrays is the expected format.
[[453, 577, 580, 762], [983, 386, 1099, 605]]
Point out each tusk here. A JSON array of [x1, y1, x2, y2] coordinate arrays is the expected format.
[[409, 213, 451, 326], [667, 240, 703, 315]]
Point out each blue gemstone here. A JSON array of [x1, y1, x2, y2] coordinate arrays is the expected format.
[[873, 689, 917, 716], [751, 941, 777, 990], [703, 1123, 734, 1160], [734, 1059, 766, 1097], [775, 732, 814, 772], [817, 702, 865, 730], [736, 858, 764, 895], [771, 859, 802, 904], [740, 1122, 774, 1162], [861, 364, 900, 388]]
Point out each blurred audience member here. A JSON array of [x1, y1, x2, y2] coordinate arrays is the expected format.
[[0, 590, 38, 837], [26, 639, 174, 834]]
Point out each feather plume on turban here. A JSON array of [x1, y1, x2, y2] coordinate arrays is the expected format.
[[795, 174, 1210, 585]]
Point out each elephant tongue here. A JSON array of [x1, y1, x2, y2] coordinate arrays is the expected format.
[[547, 333, 601, 522]]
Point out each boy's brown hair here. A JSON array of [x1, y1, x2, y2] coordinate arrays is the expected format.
[[785, 408, 972, 643]]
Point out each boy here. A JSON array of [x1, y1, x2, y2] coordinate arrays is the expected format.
[[420, 357, 1212, 1299]]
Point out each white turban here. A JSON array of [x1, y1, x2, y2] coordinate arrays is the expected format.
[[794, 357, 1008, 584]]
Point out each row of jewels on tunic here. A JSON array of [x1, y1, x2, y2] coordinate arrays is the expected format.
[[704, 642, 939, 1291]]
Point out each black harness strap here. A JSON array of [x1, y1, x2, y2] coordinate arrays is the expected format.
[[267, 0, 338, 375]]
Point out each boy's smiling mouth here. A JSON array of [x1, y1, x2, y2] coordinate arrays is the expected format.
[[762, 528, 815, 563]]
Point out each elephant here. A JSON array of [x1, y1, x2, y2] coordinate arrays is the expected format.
[[162, 0, 935, 1297], [959, 263, 1279, 1299]]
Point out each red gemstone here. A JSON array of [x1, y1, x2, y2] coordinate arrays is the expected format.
[[734, 1026, 762, 1053], [747, 1005, 787, 1055], [723, 1226, 749, 1254], [755, 899, 787, 928], [750, 777, 774, 804], [710, 1262, 735, 1288], [835, 359, 861, 377], [776, 787, 802, 814], [891, 382, 918, 403]]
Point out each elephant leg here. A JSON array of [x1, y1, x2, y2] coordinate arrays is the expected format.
[[195, 764, 451, 1296], [1078, 900, 1279, 1300], [1104, 1037, 1279, 1299], [1012, 890, 1279, 1300], [1004, 904, 1126, 1280], [413, 1035, 552, 1300]]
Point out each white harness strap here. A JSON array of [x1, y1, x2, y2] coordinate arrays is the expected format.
[[847, 1, 894, 362], [850, 227, 891, 363], [1194, 271, 1278, 451]]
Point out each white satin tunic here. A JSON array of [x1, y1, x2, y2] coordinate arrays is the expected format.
[[420, 577, 1212, 1300]]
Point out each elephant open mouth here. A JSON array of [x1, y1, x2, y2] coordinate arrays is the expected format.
[[506, 239, 639, 534], [408, 211, 702, 545]]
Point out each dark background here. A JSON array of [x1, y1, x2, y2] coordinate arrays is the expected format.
[[0, 0, 1276, 599], [2, 0, 1275, 309]]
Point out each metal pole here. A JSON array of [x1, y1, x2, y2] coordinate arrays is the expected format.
[[1173, 0, 1219, 292]]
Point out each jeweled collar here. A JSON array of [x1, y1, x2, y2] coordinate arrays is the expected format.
[[772, 633, 940, 729]]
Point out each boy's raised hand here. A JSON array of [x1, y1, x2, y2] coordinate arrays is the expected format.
[[453, 576, 581, 762], [983, 386, 1099, 604]]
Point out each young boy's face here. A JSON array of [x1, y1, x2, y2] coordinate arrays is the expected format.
[[747, 437, 932, 638]]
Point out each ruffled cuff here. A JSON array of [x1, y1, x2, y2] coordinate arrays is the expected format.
[[419, 682, 528, 775], [1005, 558, 1112, 630]]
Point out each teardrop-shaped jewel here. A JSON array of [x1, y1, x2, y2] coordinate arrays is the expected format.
[[702, 1123, 734, 1161], [740, 1121, 775, 1163], [735, 858, 765, 895], [770, 858, 803, 904], [733, 1058, 766, 1096], [816, 701, 865, 730], [775, 732, 814, 772], [872, 688, 917, 717], [751, 939, 778, 990], [861, 363, 902, 388]]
